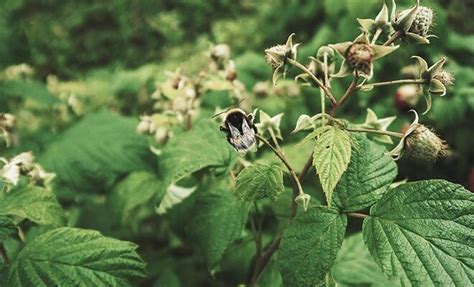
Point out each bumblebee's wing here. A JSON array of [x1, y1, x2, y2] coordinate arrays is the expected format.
[[242, 118, 253, 134], [228, 123, 241, 137]]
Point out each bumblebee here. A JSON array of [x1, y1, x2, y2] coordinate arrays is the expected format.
[[217, 108, 258, 153]]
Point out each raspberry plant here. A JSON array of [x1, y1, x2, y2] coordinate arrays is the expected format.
[[0, 0, 472, 286]]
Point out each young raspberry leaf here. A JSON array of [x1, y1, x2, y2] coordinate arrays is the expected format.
[[186, 188, 250, 272], [312, 126, 352, 206], [363, 180, 474, 286], [235, 164, 284, 201], [278, 206, 347, 287], [0, 186, 64, 226], [333, 135, 398, 212], [5, 227, 147, 286]]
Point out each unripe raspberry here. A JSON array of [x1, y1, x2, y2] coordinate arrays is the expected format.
[[433, 70, 454, 86], [345, 43, 374, 76], [404, 124, 448, 161], [408, 6, 434, 37]]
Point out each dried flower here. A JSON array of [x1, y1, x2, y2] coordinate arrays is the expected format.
[[390, 0, 435, 44], [412, 56, 453, 114], [387, 110, 447, 161], [330, 33, 398, 79], [265, 33, 300, 85]]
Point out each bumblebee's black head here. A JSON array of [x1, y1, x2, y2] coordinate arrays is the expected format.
[[224, 109, 248, 133]]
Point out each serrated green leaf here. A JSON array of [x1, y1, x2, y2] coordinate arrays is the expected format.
[[313, 126, 351, 205], [0, 216, 17, 241], [279, 206, 347, 287], [156, 120, 236, 213], [0, 186, 64, 226], [363, 180, 474, 286], [331, 232, 395, 286], [109, 171, 161, 227], [333, 135, 397, 212], [186, 189, 250, 272], [6, 227, 146, 286], [40, 111, 151, 192], [235, 164, 284, 201]]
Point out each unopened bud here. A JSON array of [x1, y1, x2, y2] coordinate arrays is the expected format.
[[295, 193, 311, 211], [404, 124, 448, 162]]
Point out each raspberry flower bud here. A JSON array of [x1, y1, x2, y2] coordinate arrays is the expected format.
[[390, 0, 435, 44], [387, 110, 447, 162], [255, 110, 284, 141], [330, 33, 399, 79], [265, 33, 300, 85], [357, 3, 393, 42], [404, 124, 448, 162], [412, 56, 454, 114], [295, 193, 311, 211]]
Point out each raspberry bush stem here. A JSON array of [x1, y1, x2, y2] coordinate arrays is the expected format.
[[345, 127, 404, 138]]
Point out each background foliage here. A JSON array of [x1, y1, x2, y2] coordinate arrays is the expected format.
[[0, 0, 473, 286]]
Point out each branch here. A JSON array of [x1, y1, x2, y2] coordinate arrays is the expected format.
[[345, 127, 404, 138], [383, 30, 403, 46], [287, 58, 337, 106], [359, 78, 425, 89], [330, 74, 360, 116]]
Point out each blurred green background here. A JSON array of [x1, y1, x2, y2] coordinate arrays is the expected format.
[[0, 0, 473, 285]]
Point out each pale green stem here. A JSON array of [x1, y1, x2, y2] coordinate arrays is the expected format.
[[287, 58, 337, 106], [359, 78, 426, 89], [346, 127, 404, 138], [371, 28, 383, 45]]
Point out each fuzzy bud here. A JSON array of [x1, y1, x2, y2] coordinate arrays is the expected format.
[[433, 70, 454, 86], [408, 6, 434, 37], [345, 43, 374, 75], [404, 124, 448, 161]]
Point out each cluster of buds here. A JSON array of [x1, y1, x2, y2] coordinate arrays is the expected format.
[[391, 0, 435, 44], [136, 114, 174, 145], [0, 113, 17, 147], [0, 63, 34, 80], [1, 151, 55, 190], [252, 80, 300, 98], [388, 110, 448, 162]]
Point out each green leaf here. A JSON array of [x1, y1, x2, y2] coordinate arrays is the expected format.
[[0, 79, 60, 105], [363, 180, 474, 286], [235, 164, 284, 201], [156, 120, 236, 212], [0, 186, 64, 226], [331, 232, 395, 286], [109, 171, 161, 227], [333, 135, 397, 212], [312, 126, 351, 205], [0, 216, 17, 241], [40, 111, 151, 192], [186, 188, 250, 272], [278, 206, 347, 287], [6, 227, 146, 286]]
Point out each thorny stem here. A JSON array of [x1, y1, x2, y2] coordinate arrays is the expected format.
[[384, 30, 403, 46], [287, 58, 337, 107], [359, 78, 426, 89], [371, 28, 383, 45], [346, 127, 404, 138]]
